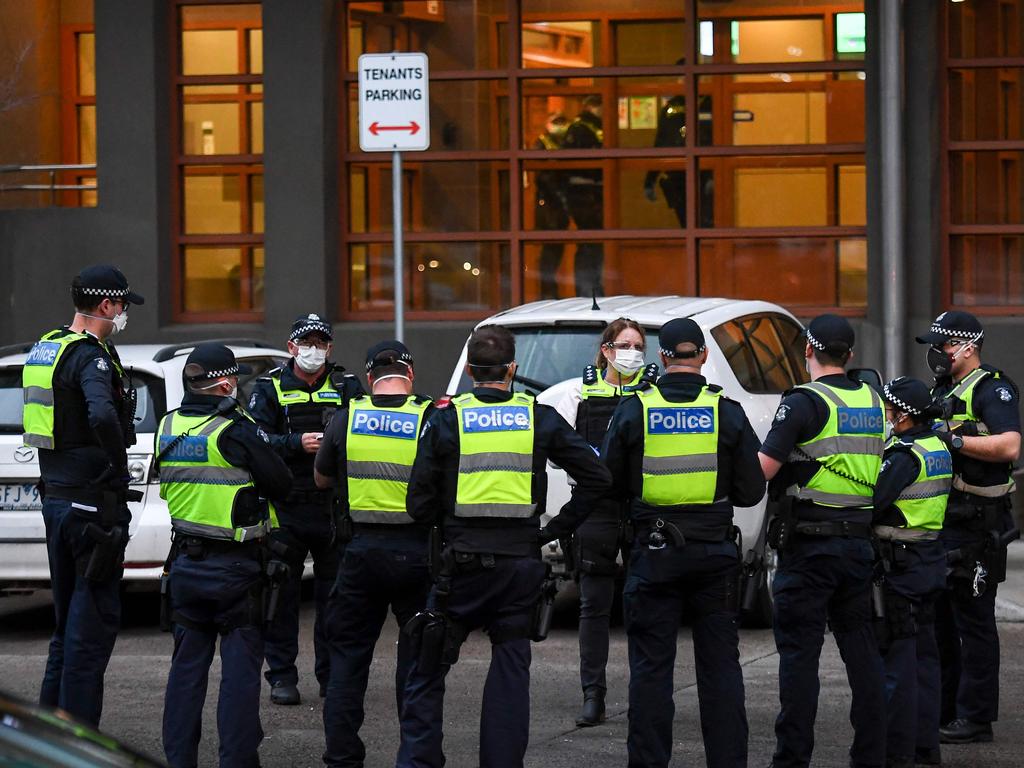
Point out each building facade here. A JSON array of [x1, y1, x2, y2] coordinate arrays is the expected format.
[[0, 0, 1021, 395]]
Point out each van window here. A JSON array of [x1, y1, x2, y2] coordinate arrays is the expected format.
[[712, 313, 807, 394], [452, 326, 659, 395], [237, 356, 289, 401], [0, 369, 22, 434]]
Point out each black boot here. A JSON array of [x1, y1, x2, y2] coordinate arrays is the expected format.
[[575, 688, 605, 727], [939, 718, 992, 744], [270, 681, 300, 706]]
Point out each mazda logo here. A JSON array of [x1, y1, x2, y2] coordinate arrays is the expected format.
[[14, 446, 35, 463]]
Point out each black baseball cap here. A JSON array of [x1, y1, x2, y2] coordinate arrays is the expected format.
[[183, 343, 252, 382], [881, 376, 934, 416], [365, 339, 413, 372], [659, 318, 705, 358], [289, 313, 333, 342], [72, 265, 145, 305], [914, 310, 984, 346], [805, 314, 855, 353]]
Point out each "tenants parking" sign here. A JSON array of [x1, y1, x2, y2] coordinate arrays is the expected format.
[[358, 52, 430, 152]]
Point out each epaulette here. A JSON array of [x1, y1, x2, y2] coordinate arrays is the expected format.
[[706, 383, 724, 394], [582, 365, 598, 385], [640, 363, 659, 385], [411, 394, 433, 405]]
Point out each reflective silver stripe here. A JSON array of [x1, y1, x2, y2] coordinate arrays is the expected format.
[[23, 433, 54, 449], [199, 417, 229, 436], [799, 381, 847, 408], [454, 502, 536, 518], [347, 460, 412, 483], [642, 453, 718, 475], [951, 476, 1016, 498], [896, 478, 952, 501], [160, 466, 251, 485], [23, 386, 53, 406], [873, 525, 940, 542], [349, 509, 415, 524], [950, 368, 989, 400], [161, 416, 176, 436], [171, 518, 268, 541], [786, 484, 871, 508], [458, 452, 532, 474], [789, 435, 884, 460]]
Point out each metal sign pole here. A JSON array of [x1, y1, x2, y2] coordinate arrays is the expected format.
[[393, 149, 404, 342]]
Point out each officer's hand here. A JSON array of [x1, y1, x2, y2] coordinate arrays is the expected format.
[[301, 432, 324, 454], [537, 526, 558, 546], [934, 429, 962, 452], [643, 182, 658, 202]]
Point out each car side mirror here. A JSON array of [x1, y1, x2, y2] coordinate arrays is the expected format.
[[848, 367, 882, 392]]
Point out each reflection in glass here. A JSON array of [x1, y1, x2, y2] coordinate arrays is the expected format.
[[697, 15, 827, 64], [184, 174, 242, 234], [951, 236, 1024, 306], [838, 240, 867, 307], [522, 21, 597, 68], [350, 243, 511, 313], [183, 246, 248, 312], [699, 238, 865, 306], [182, 30, 239, 76]]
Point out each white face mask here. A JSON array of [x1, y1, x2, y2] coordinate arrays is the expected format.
[[81, 308, 127, 335], [295, 345, 328, 373], [197, 378, 235, 399], [611, 349, 645, 376]]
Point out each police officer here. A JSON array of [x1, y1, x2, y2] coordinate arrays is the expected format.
[[533, 112, 570, 300], [248, 313, 363, 705], [24, 265, 144, 727], [158, 343, 292, 768], [872, 377, 952, 768], [642, 59, 714, 228], [914, 311, 1021, 744], [602, 318, 764, 768], [313, 341, 434, 768], [396, 325, 612, 768], [546, 317, 654, 727], [563, 94, 605, 297], [758, 314, 886, 768]]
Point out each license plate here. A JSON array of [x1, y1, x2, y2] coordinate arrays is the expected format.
[[0, 483, 42, 511]]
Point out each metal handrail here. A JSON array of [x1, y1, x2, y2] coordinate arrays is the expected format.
[[0, 163, 97, 205]]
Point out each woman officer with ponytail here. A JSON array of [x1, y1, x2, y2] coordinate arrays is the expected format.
[[546, 317, 655, 726]]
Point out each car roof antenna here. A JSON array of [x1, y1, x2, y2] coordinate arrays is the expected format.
[[591, 287, 601, 311]]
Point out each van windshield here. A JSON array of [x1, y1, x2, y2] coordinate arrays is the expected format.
[[452, 325, 659, 395]]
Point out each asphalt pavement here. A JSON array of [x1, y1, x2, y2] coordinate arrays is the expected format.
[[3, 544, 1024, 767]]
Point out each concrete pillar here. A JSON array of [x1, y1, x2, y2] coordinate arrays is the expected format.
[[261, 0, 339, 339]]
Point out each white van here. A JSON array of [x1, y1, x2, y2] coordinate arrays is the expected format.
[[444, 295, 813, 622], [0, 340, 289, 592]]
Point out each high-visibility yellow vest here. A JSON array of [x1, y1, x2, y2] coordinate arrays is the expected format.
[[452, 392, 536, 519], [270, 375, 342, 408], [638, 385, 721, 506], [890, 434, 951, 531], [787, 381, 884, 509], [157, 409, 278, 541], [935, 367, 1016, 498], [22, 329, 121, 450], [579, 367, 643, 401], [345, 395, 430, 524]]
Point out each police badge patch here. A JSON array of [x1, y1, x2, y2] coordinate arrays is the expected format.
[[774, 404, 790, 423], [997, 387, 1013, 402], [249, 392, 258, 409], [257, 426, 270, 444], [95, 358, 109, 372]]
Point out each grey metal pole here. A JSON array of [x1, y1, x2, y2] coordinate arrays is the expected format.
[[393, 150, 404, 342], [880, 0, 904, 377]]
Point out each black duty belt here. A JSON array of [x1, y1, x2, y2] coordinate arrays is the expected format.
[[284, 489, 330, 505], [794, 520, 873, 539], [44, 485, 144, 504], [174, 534, 263, 558]]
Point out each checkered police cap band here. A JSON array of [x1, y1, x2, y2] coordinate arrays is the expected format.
[[290, 321, 332, 341], [660, 344, 705, 359], [883, 381, 921, 415], [74, 287, 130, 298], [927, 323, 984, 343], [187, 365, 240, 381], [367, 350, 414, 371], [805, 330, 826, 352]]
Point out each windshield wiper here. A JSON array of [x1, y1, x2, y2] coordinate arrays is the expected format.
[[513, 373, 551, 392]]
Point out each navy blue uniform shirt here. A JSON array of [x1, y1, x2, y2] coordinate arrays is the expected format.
[[38, 332, 128, 489], [601, 372, 765, 529], [406, 387, 613, 556]]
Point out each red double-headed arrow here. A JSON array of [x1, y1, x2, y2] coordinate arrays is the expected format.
[[369, 120, 421, 136]]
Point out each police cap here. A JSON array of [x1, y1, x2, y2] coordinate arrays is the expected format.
[[881, 376, 935, 416], [804, 314, 855, 355], [659, 318, 705, 358], [365, 339, 413, 372], [72, 265, 145, 305], [914, 310, 984, 346], [183, 343, 252, 382], [289, 313, 333, 342]]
